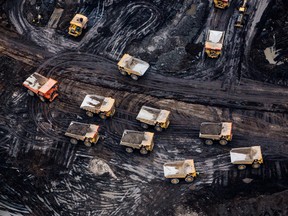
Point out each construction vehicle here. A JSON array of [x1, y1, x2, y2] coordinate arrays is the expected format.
[[205, 30, 225, 58], [68, 14, 88, 37], [199, 122, 232, 145], [117, 54, 150, 80], [80, 94, 116, 119], [65, 121, 100, 147], [230, 146, 263, 170], [23, 72, 58, 102], [213, 0, 230, 9], [120, 130, 154, 154], [136, 106, 170, 132], [235, 0, 248, 28], [163, 160, 198, 184]]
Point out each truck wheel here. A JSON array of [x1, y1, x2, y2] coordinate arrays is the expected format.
[[171, 178, 179, 184], [39, 96, 46, 102], [86, 111, 93, 117], [84, 140, 92, 147], [155, 125, 163, 132], [126, 147, 133, 153], [99, 113, 107, 119], [252, 162, 260, 169], [219, 139, 228, 145], [141, 123, 149, 129], [185, 175, 194, 183], [237, 164, 246, 170], [120, 70, 127, 76], [27, 90, 34, 96], [140, 147, 148, 155], [205, 139, 213, 145], [70, 138, 78, 145], [131, 74, 138, 80]]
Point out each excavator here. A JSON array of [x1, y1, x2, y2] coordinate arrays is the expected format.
[[213, 0, 230, 9], [235, 0, 248, 28]]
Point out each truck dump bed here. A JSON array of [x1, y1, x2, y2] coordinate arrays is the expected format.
[[23, 73, 48, 91], [230, 146, 262, 164], [136, 106, 170, 124], [80, 95, 115, 113], [118, 54, 149, 76], [200, 123, 222, 135], [205, 30, 225, 50], [120, 130, 154, 148], [65, 121, 99, 140], [163, 160, 196, 178]]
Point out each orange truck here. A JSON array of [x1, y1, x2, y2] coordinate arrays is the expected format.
[[23, 72, 58, 102]]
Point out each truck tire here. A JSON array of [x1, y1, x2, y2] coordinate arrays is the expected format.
[[171, 178, 179, 184], [39, 96, 46, 102], [140, 147, 148, 155], [155, 125, 163, 132], [120, 70, 127, 76], [141, 123, 149, 129], [205, 139, 213, 145], [131, 74, 138, 80], [70, 138, 78, 145], [99, 113, 107, 119], [237, 164, 246, 170], [27, 90, 34, 96], [252, 162, 260, 169], [126, 147, 133, 153], [84, 140, 92, 147], [86, 111, 93, 117], [219, 139, 228, 145], [185, 175, 194, 183]]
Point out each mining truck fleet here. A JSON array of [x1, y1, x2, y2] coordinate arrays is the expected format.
[[22, 0, 262, 184]]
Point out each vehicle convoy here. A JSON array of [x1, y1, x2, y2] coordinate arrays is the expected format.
[[68, 14, 88, 37], [205, 30, 225, 58], [136, 106, 170, 131], [199, 122, 233, 145], [230, 146, 263, 170], [117, 54, 150, 80], [213, 0, 230, 9], [80, 94, 115, 119], [163, 160, 198, 184], [120, 130, 154, 154], [235, 0, 248, 28], [65, 121, 100, 147], [23, 72, 58, 102]]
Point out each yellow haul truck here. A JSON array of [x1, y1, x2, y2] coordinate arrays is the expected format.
[[136, 106, 170, 132], [205, 30, 225, 58], [214, 0, 230, 9], [68, 14, 88, 37], [163, 160, 198, 184], [80, 94, 116, 119], [230, 146, 263, 170]]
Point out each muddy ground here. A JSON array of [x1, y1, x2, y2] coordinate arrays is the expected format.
[[0, 0, 288, 215]]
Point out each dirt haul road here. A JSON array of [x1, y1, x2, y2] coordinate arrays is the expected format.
[[0, 0, 288, 216]]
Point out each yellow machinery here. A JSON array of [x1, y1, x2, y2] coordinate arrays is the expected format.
[[235, 0, 248, 28], [205, 30, 225, 58], [68, 14, 88, 37], [214, 0, 230, 9]]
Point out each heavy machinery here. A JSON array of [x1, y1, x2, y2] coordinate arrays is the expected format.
[[68, 14, 88, 37], [80, 94, 116, 119], [163, 160, 198, 184], [213, 0, 230, 9], [120, 130, 154, 154], [235, 0, 248, 28], [230, 146, 263, 170], [136, 106, 170, 132], [199, 122, 233, 145], [117, 54, 150, 80], [205, 30, 225, 58], [65, 121, 100, 147], [23, 72, 58, 102]]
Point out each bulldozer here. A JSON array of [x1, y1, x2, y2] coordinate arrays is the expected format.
[[205, 30, 225, 58], [23, 72, 58, 102], [213, 0, 230, 9], [235, 0, 248, 28], [68, 14, 88, 37]]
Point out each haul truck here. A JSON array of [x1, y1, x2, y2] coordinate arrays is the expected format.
[[80, 94, 116, 119], [205, 30, 225, 58], [117, 54, 149, 80], [68, 14, 88, 37], [199, 122, 233, 145], [163, 160, 198, 184], [23, 72, 58, 102], [136, 106, 170, 132], [120, 130, 154, 154], [230, 146, 263, 170], [235, 0, 249, 28], [65, 121, 100, 147], [214, 0, 230, 9]]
